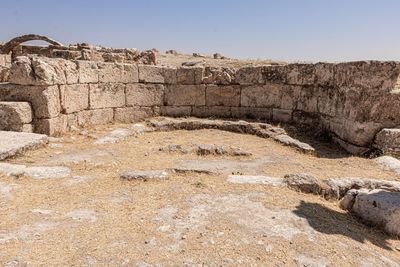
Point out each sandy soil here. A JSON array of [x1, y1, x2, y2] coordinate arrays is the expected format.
[[0, 124, 400, 266]]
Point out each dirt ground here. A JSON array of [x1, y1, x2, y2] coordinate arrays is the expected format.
[[1, 123, 400, 266]]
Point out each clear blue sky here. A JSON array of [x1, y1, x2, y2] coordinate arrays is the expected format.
[[1, 0, 399, 62]]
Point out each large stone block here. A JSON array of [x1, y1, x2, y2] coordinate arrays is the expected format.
[[374, 128, 400, 154], [77, 60, 99, 83], [0, 102, 33, 132], [160, 106, 192, 117], [235, 66, 264, 85], [297, 87, 319, 113], [263, 65, 287, 84], [98, 62, 138, 83], [89, 83, 125, 109], [286, 64, 315, 85], [77, 108, 114, 127], [0, 84, 60, 119], [60, 84, 89, 113], [138, 65, 166, 83], [9, 56, 77, 85], [241, 84, 282, 108], [206, 85, 240, 106], [114, 107, 157, 123], [272, 108, 292, 122], [34, 115, 67, 136], [192, 106, 231, 118], [176, 67, 203, 84], [314, 63, 334, 86], [126, 83, 164, 107], [165, 85, 206, 106]]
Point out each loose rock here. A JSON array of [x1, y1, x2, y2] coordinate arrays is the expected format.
[[120, 170, 168, 181]]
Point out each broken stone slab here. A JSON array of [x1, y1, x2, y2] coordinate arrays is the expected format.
[[272, 134, 315, 154], [0, 163, 70, 179], [227, 175, 284, 186], [283, 173, 321, 194], [340, 189, 400, 237], [120, 170, 168, 181], [160, 143, 251, 156], [94, 123, 152, 144], [0, 131, 48, 161], [324, 177, 400, 199], [374, 156, 400, 175]]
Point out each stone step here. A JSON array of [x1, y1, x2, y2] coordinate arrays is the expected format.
[[0, 130, 48, 160], [0, 101, 33, 132]]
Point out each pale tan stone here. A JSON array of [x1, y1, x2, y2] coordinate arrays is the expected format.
[[138, 65, 165, 83], [165, 85, 206, 106], [241, 84, 282, 108], [176, 67, 204, 84], [235, 66, 264, 85], [126, 83, 164, 107], [206, 85, 240, 106], [77, 60, 98, 83], [60, 84, 89, 113], [114, 107, 156, 123], [98, 62, 138, 83], [89, 83, 125, 109], [160, 106, 191, 117], [77, 109, 114, 127], [34, 115, 67, 136]]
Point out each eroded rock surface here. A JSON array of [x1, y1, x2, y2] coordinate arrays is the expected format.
[[160, 143, 251, 156], [120, 170, 168, 180], [0, 131, 48, 160], [0, 163, 70, 179]]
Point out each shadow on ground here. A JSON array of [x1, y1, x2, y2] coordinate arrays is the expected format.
[[293, 200, 393, 250]]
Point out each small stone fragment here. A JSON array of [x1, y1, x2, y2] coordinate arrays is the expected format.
[[284, 173, 321, 194], [120, 170, 168, 181]]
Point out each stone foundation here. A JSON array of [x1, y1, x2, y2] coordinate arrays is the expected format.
[[1, 55, 400, 154]]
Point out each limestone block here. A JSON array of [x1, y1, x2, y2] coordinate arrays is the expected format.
[[0, 101, 32, 124], [98, 62, 138, 83], [0, 84, 60, 119], [280, 85, 301, 110], [163, 67, 178, 84], [286, 64, 315, 85], [34, 115, 67, 136], [165, 85, 206, 106], [126, 83, 164, 107], [191, 106, 231, 118], [0, 131, 48, 160], [352, 189, 400, 236], [235, 66, 264, 85], [241, 84, 282, 108], [89, 83, 125, 109], [374, 128, 400, 154], [176, 67, 204, 84], [160, 106, 192, 117], [77, 60, 99, 83], [272, 108, 292, 122], [77, 108, 114, 127], [0, 66, 10, 82], [138, 65, 166, 83], [230, 107, 272, 120], [297, 87, 319, 113], [292, 111, 319, 126], [314, 63, 334, 86], [60, 84, 89, 113], [263, 65, 287, 84], [10, 56, 72, 85], [206, 85, 240, 106], [114, 107, 157, 123]]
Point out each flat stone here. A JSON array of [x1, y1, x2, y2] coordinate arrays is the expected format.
[[120, 170, 168, 181], [66, 209, 97, 223], [0, 131, 48, 160], [227, 175, 284, 186], [0, 163, 70, 179], [272, 134, 315, 154], [94, 124, 151, 145], [284, 173, 321, 194]]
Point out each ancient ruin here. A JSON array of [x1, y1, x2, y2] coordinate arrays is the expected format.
[[1, 35, 400, 266]]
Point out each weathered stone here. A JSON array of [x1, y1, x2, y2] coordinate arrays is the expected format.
[[89, 83, 125, 109], [192, 106, 231, 118], [235, 66, 264, 85], [60, 84, 89, 113], [263, 65, 287, 84], [77, 108, 114, 127], [230, 107, 272, 120], [77, 60, 98, 83], [332, 136, 370, 155], [138, 65, 166, 83], [0, 163, 70, 179], [227, 175, 284, 186], [286, 64, 315, 85], [206, 85, 240, 106], [352, 189, 400, 237], [272, 134, 315, 154], [126, 83, 164, 107], [374, 156, 400, 175], [0, 102, 32, 131], [374, 128, 400, 154], [0, 131, 48, 160], [114, 107, 157, 123], [0, 84, 60, 119], [339, 189, 360, 211], [165, 85, 206, 106], [176, 67, 203, 84], [98, 62, 138, 83], [120, 170, 168, 180], [160, 106, 192, 117], [241, 84, 282, 108], [284, 173, 320, 194], [34, 116, 67, 136], [272, 108, 292, 122]]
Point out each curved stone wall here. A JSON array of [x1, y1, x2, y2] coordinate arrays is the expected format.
[[1, 55, 400, 154]]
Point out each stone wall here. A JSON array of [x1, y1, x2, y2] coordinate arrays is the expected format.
[[1, 55, 400, 154], [0, 54, 11, 82]]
